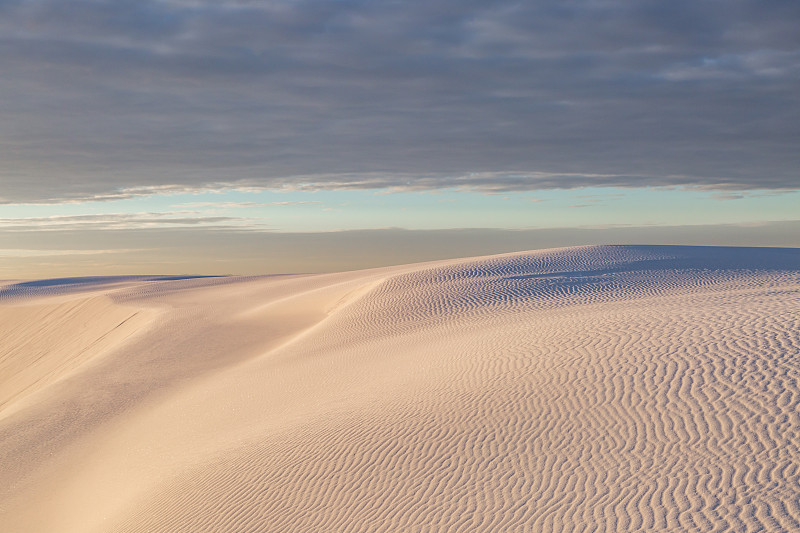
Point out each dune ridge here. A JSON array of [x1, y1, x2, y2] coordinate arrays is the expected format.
[[1, 245, 799, 532]]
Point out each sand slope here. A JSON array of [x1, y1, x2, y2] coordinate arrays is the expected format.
[[1, 245, 799, 532]]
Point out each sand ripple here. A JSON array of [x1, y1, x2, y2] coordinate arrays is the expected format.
[[1, 245, 799, 532]]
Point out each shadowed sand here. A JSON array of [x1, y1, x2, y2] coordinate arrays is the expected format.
[[1, 245, 799, 532]]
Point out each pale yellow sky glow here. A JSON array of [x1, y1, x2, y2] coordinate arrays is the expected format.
[[2, 222, 798, 280]]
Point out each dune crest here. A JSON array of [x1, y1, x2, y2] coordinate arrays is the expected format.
[[1, 245, 799, 532]]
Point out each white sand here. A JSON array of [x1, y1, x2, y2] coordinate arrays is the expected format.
[[1, 245, 799, 532]]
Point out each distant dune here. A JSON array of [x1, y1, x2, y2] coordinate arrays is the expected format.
[[1, 245, 799, 532]]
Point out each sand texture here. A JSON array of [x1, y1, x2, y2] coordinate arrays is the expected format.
[[1, 245, 799, 532]]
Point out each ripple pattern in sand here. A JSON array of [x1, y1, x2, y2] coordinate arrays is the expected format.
[[58, 246, 800, 531]]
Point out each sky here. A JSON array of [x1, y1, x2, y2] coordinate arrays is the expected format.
[[0, 0, 798, 277]]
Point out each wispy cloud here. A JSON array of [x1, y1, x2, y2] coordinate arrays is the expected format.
[[7, 171, 798, 206], [709, 189, 799, 201], [710, 192, 747, 201], [174, 201, 322, 209], [0, 212, 266, 231], [267, 201, 323, 207]]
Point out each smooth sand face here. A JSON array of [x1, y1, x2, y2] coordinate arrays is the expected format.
[[1, 245, 799, 532]]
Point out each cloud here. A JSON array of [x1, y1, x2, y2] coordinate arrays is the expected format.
[[710, 192, 747, 201], [174, 201, 322, 208], [658, 50, 800, 81], [8, 171, 796, 206], [0, 212, 261, 231], [0, 0, 798, 203], [267, 201, 323, 207], [710, 189, 800, 201]]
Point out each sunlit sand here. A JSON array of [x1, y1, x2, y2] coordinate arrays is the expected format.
[[1, 245, 798, 532]]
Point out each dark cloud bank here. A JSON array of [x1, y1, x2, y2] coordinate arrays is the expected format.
[[1, 0, 798, 203]]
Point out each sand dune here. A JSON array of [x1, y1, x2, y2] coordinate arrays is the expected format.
[[1, 245, 799, 532]]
